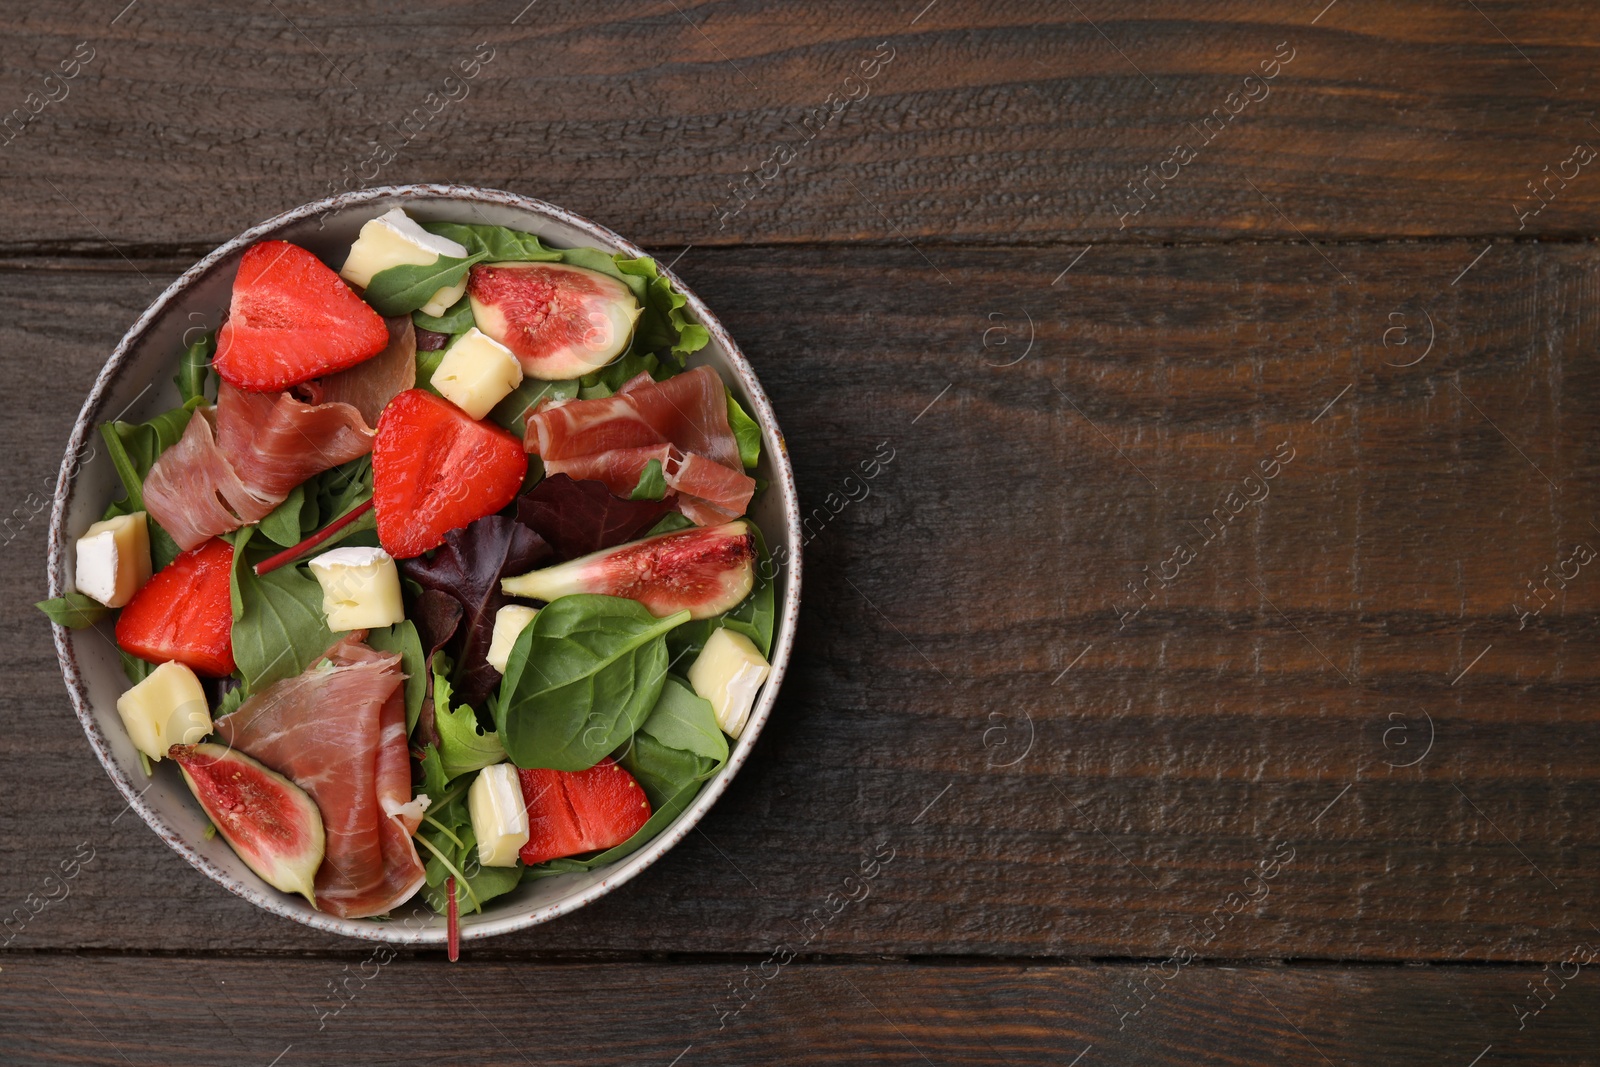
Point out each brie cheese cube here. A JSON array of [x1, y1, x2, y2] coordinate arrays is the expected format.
[[469, 763, 529, 867], [688, 628, 771, 740], [116, 660, 212, 762], [74, 511, 152, 608], [307, 545, 405, 631], [486, 604, 539, 674], [430, 328, 523, 420], [339, 207, 471, 317]]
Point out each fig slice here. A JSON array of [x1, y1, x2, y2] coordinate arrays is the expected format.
[[502, 520, 755, 620], [169, 742, 326, 906], [467, 261, 642, 381]]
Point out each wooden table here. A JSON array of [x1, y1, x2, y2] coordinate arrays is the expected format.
[[5, 2, 1599, 1062]]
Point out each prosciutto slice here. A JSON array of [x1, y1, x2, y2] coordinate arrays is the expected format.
[[214, 633, 426, 919], [546, 443, 755, 526], [295, 316, 416, 426], [525, 365, 741, 469], [144, 385, 376, 551]]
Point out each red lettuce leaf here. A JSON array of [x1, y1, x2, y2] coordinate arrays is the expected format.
[[401, 514, 550, 709], [516, 474, 672, 562]]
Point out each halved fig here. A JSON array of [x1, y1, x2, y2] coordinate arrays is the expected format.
[[468, 262, 642, 380], [502, 520, 754, 620], [170, 742, 326, 906]]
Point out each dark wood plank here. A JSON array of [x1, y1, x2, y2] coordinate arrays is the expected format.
[[4, 240, 1599, 960], [2, 1, 1600, 248], [5, 956, 1595, 1066]]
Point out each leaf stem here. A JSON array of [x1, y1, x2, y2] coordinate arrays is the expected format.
[[253, 499, 374, 576]]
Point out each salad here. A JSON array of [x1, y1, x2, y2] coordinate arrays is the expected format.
[[41, 208, 776, 952]]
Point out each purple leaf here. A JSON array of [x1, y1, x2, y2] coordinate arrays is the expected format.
[[517, 474, 672, 562], [401, 514, 550, 708]]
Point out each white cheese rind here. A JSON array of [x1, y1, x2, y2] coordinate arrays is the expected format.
[[486, 604, 539, 674], [687, 628, 771, 740], [74, 511, 152, 608], [116, 660, 212, 762], [307, 545, 405, 631], [339, 208, 470, 316], [430, 328, 524, 421], [469, 763, 530, 867]]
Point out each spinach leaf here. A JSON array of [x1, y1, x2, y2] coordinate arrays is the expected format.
[[489, 376, 578, 436], [644, 512, 695, 537], [422, 222, 564, 263], [412, 295, 475, 335], [368, 620, 426, 734], [629, 459, 667, 501], [174, 333, 214, 403], [229, 526, 337, 693], [636, 675, 729, 764], [431, 653, 507, 779], [257, 484, 310, 547], [727, 390, 761, 469], [35, 591, 110, 629], [495, 594, 689, 771], [668, 522, 776, 659], [363, 252, 487, 316]]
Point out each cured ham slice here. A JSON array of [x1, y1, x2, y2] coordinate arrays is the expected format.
[[295, 316, 417, 426], [144, 385, 376, 551], [144, 407, 278, 550], [525, 365, 741, 470], [214, 633, 426, 918], [546, 443, 755, 526]]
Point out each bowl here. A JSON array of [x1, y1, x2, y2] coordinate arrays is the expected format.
[[44, 184, 801, 945]]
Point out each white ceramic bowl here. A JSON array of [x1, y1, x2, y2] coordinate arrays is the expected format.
[[45, 185, 801, 945]]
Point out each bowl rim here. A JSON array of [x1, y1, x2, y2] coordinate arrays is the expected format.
[[44, 183, 803, 944]]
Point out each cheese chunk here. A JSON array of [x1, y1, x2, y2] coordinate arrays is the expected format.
[[74, 511, 152, 608], [307, 545, 405, 631], [339, 207, 470, 317], [486, 604, 539, 674], [116, 660, 212, 762], [688, 628, 771, 740], [469, 762, 529, 867], [430, 328, 523, 420]]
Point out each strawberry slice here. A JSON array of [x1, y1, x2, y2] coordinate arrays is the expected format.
[[372, 389, 527, 558], [115, 538, 237, 677], [213, 240, 389, 392], [517, 759, 652, 865]]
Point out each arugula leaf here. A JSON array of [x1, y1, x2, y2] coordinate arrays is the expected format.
[[667, 521, 775, 659], [362, 252, 487, 316], [516, 474, 670, 561], [401, 514, 551, 708], [489, 376, 578, 436], [422, 222, 564, 263], [495, 594, 689, 771], [120, 650, 154, 687], [644, 512, 695, 537], [35, 591, 110, 629], [214, 683, 246, 719], [412, 295, 475, 335], [412, 763, 521, 916], [368, 620, 426, 734], [229, 526, 337, 693], [100, 396, 204, 568], [629, 459, 667, 501], [175, 333, 214, 403], [431, 653, 507, 779], [727, 390, 761, 469]]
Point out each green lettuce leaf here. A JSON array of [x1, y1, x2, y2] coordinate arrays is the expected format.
[[727, 391, 761, 469], [629, 459, 667, 501], [421, 223, 564, 263], [432, 652, 507, 779]]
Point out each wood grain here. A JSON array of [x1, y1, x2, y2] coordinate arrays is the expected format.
[[2, 1, 1600, 249], [3, 241, 1596, 961], [5, 956, 1596, 1066]]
